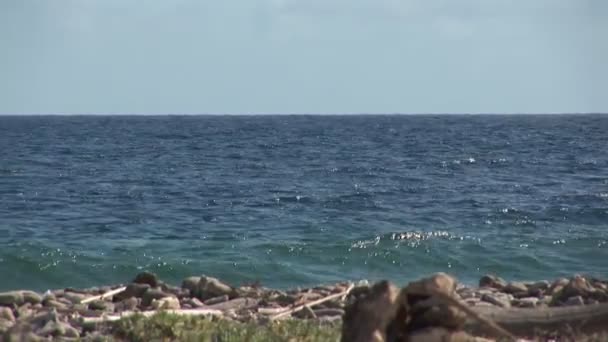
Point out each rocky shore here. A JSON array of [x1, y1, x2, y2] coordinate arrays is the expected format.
[[1, 272, 607, 341]]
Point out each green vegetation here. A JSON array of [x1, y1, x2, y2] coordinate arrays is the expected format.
[[105, 313, 341, 342]]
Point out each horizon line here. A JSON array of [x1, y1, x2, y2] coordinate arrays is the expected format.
[[1, 112, 607, 116]]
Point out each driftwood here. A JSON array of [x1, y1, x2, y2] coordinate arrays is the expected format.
[[80, 287, 127, 304], [271, 284, 354, 321], [80, 308, 223, 326], [342, 273, 608, 341], [467, 302, 608, 337]]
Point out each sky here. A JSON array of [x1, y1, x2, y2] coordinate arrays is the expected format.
[[0, 0, 606, 114]]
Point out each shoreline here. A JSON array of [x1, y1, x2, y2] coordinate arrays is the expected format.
[[1, 272, 607, 340]]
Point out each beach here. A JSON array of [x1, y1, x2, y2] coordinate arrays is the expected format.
[[1, 271, 607, 341]]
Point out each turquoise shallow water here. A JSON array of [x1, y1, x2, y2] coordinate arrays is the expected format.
[[0, 114, 607, 291]]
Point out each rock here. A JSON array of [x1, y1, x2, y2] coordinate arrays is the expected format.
[[187, 297, 205, 308], [408, 327, 484, 342], [341, 280, 400, 342], [562, 276, 594, 298], [151, 297, 180, 310], [0, 307, 15, 322], [63, 292, 86, 304], [115, 297, 139, 312], [88, 300, 114, 312], [515, 297, 539, 308], [479, 275, 507, 290], [481, 293, 511, 308], [114, 283, 150, 301], [548, 278, 569, 295], [564, 296, 585, 306], [294, 306, 317, 319], [528, 280, 550, 292], [21, 291, 42, 305], [181, 277, 201, 296], [142, 289, 169, 307], [197, 276, 235, 300], [0, 292, 24, 306], [317, 315, 342, 324], [456, 288, 476, 300], [16, 304, 34, 320], [208, 298, 259, 311], [133, 271, 159, 288], [38, 319, 80, 338], [313, 308, 345, 317], [405, 272, 457, 297], [474, 301, 496, 308], [44, 300, 69, 311], [0, 318, 15, 333], [504, 282, 528, 294], [204, 295, 229, 305]]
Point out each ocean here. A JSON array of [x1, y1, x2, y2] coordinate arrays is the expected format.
[[0, 114, 607, 291]]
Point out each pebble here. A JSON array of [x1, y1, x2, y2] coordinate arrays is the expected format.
[[44, 299, 69, 311]]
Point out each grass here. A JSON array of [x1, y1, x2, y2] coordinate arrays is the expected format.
[[101, 313, 341, 342]]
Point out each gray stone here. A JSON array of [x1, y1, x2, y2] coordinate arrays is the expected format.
[[114, 283, 150, 301], [528, 280, 550, 292], [204, 295, 229, 306], [504, 282, 528, 294], [197, 276, 235, 300], [115, 297, 138, 312], [181, 277, 201, 296], [564, 295, 585, 306], [142, 289, 169, 307], [0, 292, 24, 306], [294, 306, 316, 319], [479, 275, 507, 289], [516, 297, 539, 308], [481, 293, 511, 308], [133, 271, 159, 288], [312, 308, 345, 317], [63, 292, 86, 304], [187, 297, 205, 308], [21, 291, 42, 305], [208, 297, 259, 311], [0, 318, 15, 333], [44, 300, 69, 311], [89, 300, 114, 312], [38, 319, 80, 338], [0, 307, 15, 322], [151, 297, 180, 310]]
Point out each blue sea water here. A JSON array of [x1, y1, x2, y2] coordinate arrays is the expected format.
[[0, 114, 607, 292]]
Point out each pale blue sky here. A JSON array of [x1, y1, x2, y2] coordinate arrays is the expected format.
[[1, 0, 606, 114]]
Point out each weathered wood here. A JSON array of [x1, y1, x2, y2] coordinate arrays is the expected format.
[[81, 287, 127, 304], [80, 308, 223, 326], [271, 284, 354, 321], [466, 302, 608, 337]]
